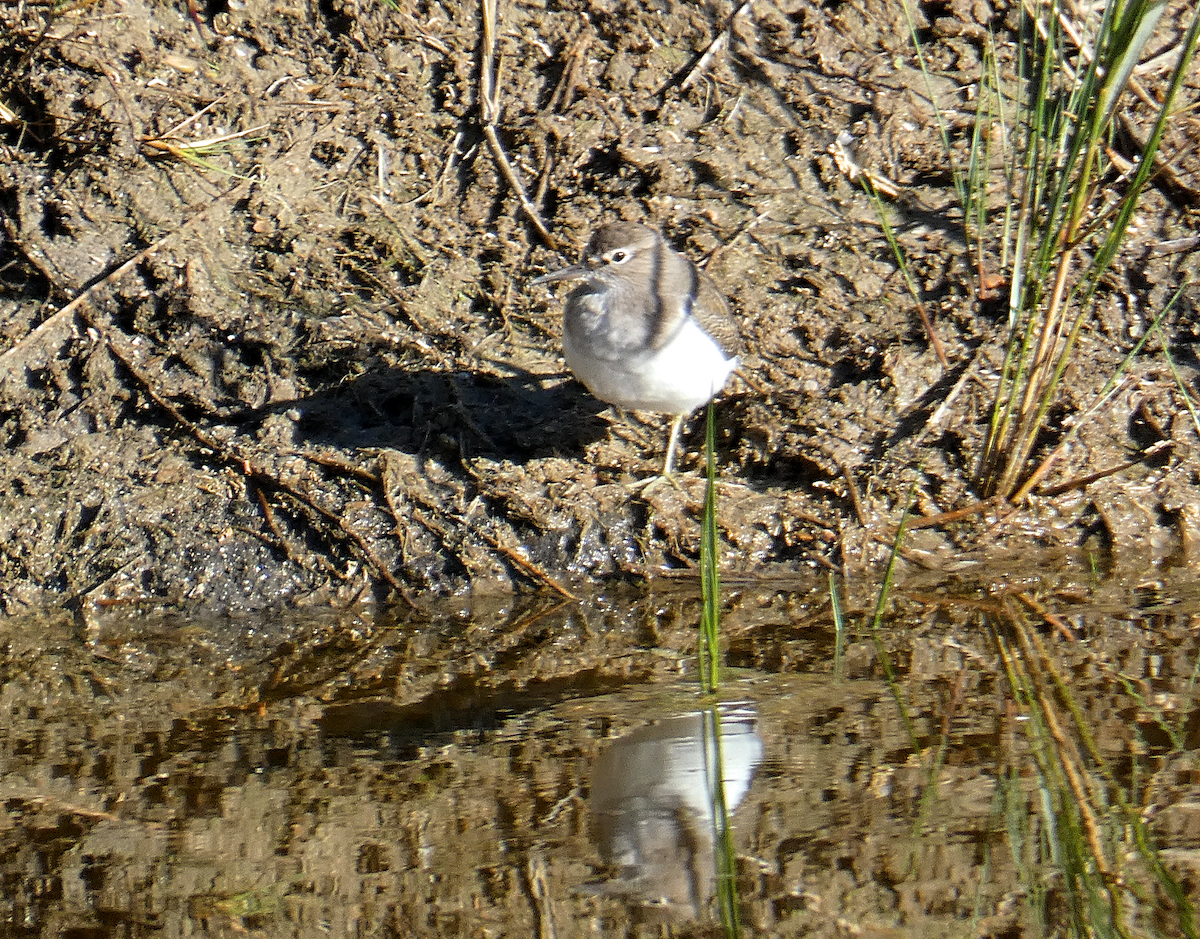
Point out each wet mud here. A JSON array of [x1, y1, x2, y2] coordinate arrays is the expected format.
[[0, 0, 1198, 609]]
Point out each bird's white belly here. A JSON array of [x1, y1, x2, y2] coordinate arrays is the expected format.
[[564, 319, 737, 415]]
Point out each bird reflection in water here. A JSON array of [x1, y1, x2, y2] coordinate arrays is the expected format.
[[583, 702, 763, 920]]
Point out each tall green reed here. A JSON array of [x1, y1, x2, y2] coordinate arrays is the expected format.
[[696, 415, 741, 934], [699, 402, 721, 695]]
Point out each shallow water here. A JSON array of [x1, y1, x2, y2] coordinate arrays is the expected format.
[[2, 579, 1199, 937]]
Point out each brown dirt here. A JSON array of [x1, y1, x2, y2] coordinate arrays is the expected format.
[[0, 0, 1198, 610]]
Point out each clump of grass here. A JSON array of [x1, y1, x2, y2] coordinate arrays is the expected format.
[[974, 0, 1200, 500]]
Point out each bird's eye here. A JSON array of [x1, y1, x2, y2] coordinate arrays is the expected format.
[[610, 250, 628, 263]]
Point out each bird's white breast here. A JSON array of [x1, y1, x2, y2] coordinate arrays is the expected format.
[[564, 317, 737, 416]]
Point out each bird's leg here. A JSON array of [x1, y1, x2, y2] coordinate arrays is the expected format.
[[662, 414, 685, 478], [628, 414, 688, 494]]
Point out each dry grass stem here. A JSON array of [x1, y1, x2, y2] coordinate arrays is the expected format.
[[679, 0, 754, 91], [480, 0, 556, 247]]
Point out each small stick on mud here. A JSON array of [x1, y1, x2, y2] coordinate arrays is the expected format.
[[185, 0, 216, 48], [904, 496, 1006, 529], [477, 527, 581, 601], [678, 0, 754, 91], [480, 0, 556, 248], [251, 485, 316, 573], [545, 27, 593, 114], [836, 459, 870, 529], [1036, 440, 1173, 498]]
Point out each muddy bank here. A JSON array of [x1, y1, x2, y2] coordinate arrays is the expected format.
[[0, 0, 1198, 610]]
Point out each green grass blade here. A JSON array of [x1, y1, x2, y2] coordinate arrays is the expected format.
[[699, 403, 720, 695]]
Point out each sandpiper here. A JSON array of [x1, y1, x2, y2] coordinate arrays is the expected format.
[[533, 222, 740, 476]]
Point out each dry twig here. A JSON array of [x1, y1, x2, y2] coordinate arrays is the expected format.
[[679, 0, 754, 91], [480, 0, 556, 247]]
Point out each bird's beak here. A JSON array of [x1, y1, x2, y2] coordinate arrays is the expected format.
[[531, 262, 588, 286]]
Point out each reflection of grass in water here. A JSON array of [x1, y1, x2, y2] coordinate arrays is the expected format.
[[992, 612, 1197, 938], [190, 883, 285, 928], [866, 491, 970, 906], [863, 560, 1195, 934], [1116, 618, 1200, 754], [704, 706, 742, 939], [830, 572, 847, 679], [870, 484, 921, 751]]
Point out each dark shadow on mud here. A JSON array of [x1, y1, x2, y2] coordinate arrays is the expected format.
[[273, 367, 613, 464]]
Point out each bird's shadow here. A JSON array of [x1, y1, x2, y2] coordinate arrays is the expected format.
[[288, 365, 611, 464]]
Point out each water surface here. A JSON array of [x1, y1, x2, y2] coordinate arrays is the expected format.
[[1, 578, 1198, 936]]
